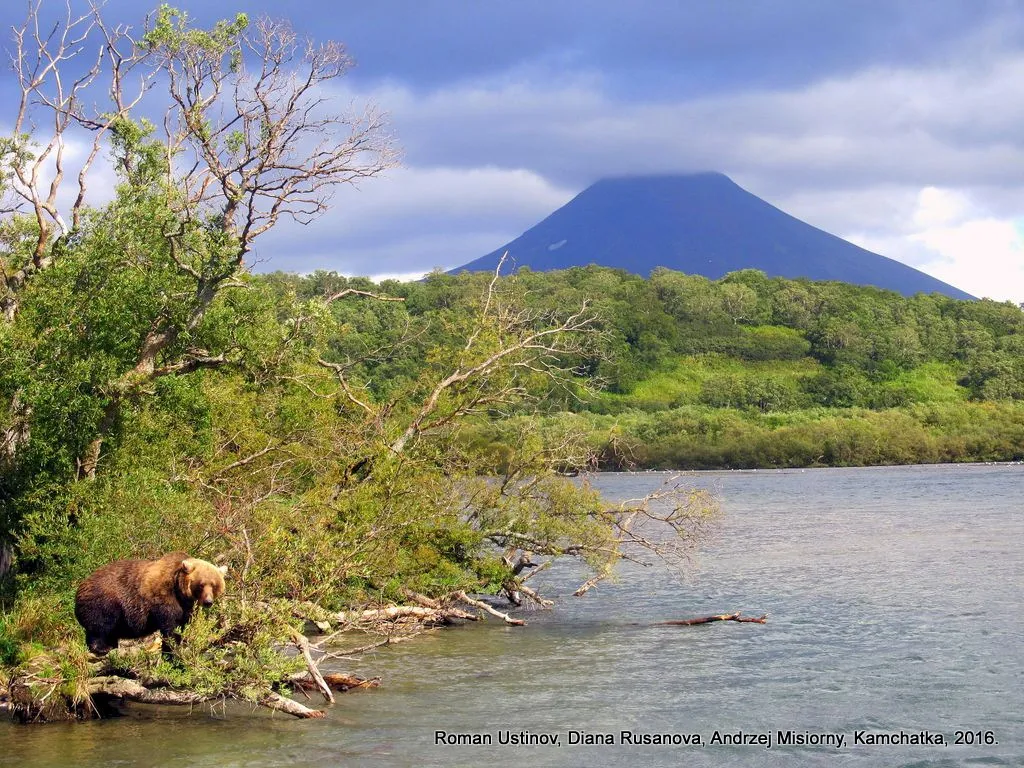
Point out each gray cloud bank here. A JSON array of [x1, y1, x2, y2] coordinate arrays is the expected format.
[[257, 17, 1024, 302]]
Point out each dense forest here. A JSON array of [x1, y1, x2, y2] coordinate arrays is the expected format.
[[308, 265, 1024, 470]]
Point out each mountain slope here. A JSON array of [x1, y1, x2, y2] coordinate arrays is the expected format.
[[453, 173, 974, 300]]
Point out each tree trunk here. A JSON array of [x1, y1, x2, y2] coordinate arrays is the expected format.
[[0, 543, 12, 580], [76, 403, 119, 480], [1, 392, 31, 467]]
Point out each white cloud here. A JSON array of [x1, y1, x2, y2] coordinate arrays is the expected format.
[[253, 165, 575, 274], [317, 165, 575, 236], [255, 226, 526, 278], [910, 219, 1024, 303], [354, 48, 1024, 193], [846, 187, 1024, 302], [366, 269, 434, 283], [0, 125, 118, 218], [911, 187, 974, 229]]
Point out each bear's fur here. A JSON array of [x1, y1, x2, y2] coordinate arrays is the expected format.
[[74, 552, 227, 654]]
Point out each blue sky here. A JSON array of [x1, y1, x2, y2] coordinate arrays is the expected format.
[[2, 1, 1023, 301]]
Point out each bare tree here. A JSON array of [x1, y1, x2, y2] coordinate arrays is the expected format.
[[0, 5, 397, 476], [99, 8, 395, 392], [0, 1, 153, 323], [152, 13, 394, 252], [0, 2, 153, 485], [320, 256, 599, 458]]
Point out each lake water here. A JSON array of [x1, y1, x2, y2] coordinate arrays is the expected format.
[[2, 463, 1022, 767]]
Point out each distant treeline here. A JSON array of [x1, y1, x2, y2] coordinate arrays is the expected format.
[[289, 265, 1024, 469]]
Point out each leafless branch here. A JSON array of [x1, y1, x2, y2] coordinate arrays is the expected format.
[[209, 442, 281, 481], [318, 358, 377, 418], [453, 591, 525, 626], [290, 630, 333, 704], [324, 288, 404, 305], [389, 263, 598, 455], [151, 13, 397, 264], [1, 2, 155, 321]]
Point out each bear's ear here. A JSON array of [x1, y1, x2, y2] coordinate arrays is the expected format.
[[217, 564, 228, 576], [181, 558, 196, 574]]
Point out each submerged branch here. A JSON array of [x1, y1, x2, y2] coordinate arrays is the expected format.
[[259, 692, 325, 719], [291, 672, 380, 693], [655, 612, 768, 626], [7, 669, 326, 722]]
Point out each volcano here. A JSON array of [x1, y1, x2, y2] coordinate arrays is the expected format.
[[452, 173, 973, 300]]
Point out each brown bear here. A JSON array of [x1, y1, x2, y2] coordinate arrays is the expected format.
[[74, 552, 227, 654]]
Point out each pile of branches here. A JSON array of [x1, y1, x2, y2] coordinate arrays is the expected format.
[[2, 589, 767, 723], [0, 590, 528, 722]]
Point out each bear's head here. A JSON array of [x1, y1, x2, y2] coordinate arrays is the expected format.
[[179, 557, 227, 607]]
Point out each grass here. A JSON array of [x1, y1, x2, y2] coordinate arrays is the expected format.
[[887, 361, 966, 403], [596, 355, 970, 413], [599, 354, 822, 411]]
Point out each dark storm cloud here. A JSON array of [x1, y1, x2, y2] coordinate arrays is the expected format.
[[2, 0, 1010, 95], [223, 2, 1020, 95]]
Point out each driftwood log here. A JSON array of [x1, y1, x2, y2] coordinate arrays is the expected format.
[[291, 672, 381, 693], [656, 611, 768, 626], [80, 671, 383, 721]]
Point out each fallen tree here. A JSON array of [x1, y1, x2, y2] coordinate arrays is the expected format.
[[1, 599, 465, 723], [1, 588, 544, 722], [4, 660, 341, 721], [1, 602, 771, 722]]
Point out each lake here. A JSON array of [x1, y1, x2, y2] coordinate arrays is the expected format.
[[2, 463, 1022, 767]]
